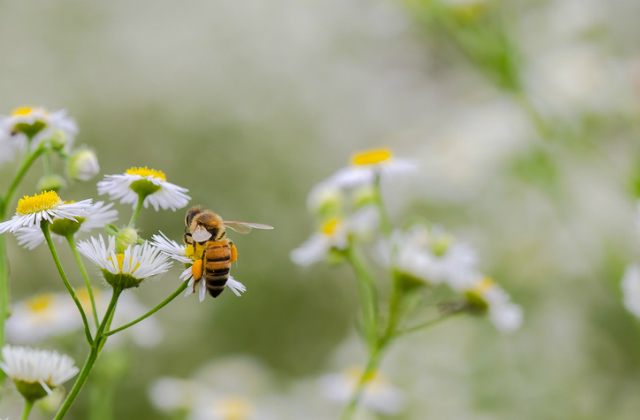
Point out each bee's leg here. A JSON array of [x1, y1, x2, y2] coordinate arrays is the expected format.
[[183, 230, 193, 245]]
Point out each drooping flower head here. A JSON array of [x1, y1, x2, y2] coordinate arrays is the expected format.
[[77, 235, 172, 290], [0, 345, 79, 401], [0, 191, 92, 234], [97, 167, 190, 211], [151, 232, 246, 302], [15, 201, 118, 249], [461, 276, 523, 333]]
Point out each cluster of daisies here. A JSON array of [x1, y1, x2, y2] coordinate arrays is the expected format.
[[291, 147, 522, 333]]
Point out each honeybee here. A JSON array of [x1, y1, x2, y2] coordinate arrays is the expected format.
[[183, 206, 273, 298]]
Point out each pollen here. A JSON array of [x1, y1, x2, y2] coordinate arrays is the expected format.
[[26, 294, 54, 313], [351, 148, 393, 166], [11, 106, 35, 116], [16, 191, 62, 215], [108, 254, 141, 273], [126, 167, 167, 181], [321, 218, 340, 236]]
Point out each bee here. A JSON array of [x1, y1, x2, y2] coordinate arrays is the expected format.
[[183, 206, 273, 298]]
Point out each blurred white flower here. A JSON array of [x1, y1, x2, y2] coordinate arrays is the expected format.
[[0, 345, 79, 400], [149, 377, 200, 412], [67, 149, 100, 181], [0, 191, 92, 234], [15, 201, 117, 250], [622, 264, 640, 319], [290, 218, 349, 266], [327, 148, 418, 189], [462, 277, 523, 333], [0, 106, 77, 154], [6, 293, 82, 344], [318, 366, 406, 415], [97, 167, 190, 211]]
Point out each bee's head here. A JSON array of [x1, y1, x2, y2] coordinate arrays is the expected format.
[[185, 206, 202, 228]]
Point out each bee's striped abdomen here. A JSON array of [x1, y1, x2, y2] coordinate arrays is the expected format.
[[204, 241, 231, 298]]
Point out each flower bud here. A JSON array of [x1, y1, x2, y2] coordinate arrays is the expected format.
[[36, 175, 66, 193], [67, 149, 99, 181], [49, 130, 67, 151], [116, 228, 138, 254]]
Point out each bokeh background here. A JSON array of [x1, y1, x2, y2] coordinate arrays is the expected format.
[[2, 0, 640, 418]]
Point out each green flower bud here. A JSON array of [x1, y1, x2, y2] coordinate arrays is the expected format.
[[49, 130, 67, 151], [67, 149, 100, 181], [116, 228, 138, 254], [36, 174, 66, 193]]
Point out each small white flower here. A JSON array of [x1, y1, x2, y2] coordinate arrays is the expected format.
[[6, 293, 82, 344], [150, 232, 247, 302], [326, 148, 418, 189], [318, 367, 406, 415], [97, 167, 190, 211], [622, 264, 640, 319], [0, 345, 79, 399], [463, 277, 523, 333], [0, 191, 91, 234], [67, 149, 100, 181], [307, 181, 344, 214], [290, 218, 349, 267], [0, 106, 77, 152], [15, 201, 117, 250], [77, 235, 172, 289]]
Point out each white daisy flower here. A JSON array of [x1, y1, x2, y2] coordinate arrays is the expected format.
[[14, 201, 117, 249], [97, 167, 190, 211], [383, 225, 478, 288], [0, 345, 79, 401], [318, 367, 406, 415], [307, 181, 344, 214], [6, 293, 82, 344], [0, 191, 92, 234], [67, 149, 100, 181], [326, 148, 418, 189], [622, 264, 640, 319], [290, 218, 349, 267], [0, 106, 77, 152], [76, 235, 172, 289], [463, 277, 523, 333], [150, 232, 247, 302]]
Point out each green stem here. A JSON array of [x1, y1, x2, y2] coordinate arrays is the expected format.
[[4, 146, 46, 213], [104, 282, 188, 337], [340, 345, 386, 420], [41, 222, 93, 345], [43, 152, 52, 176], [20, 398, 34, 420], [53, 288, 121, 420], [0, 235, 9, 352], [399, 310, 462, 336], [345, 246, 379, 352], [67, 235, 100, 329], [128, 194, 145, 228], [372, 174, 392, 238]]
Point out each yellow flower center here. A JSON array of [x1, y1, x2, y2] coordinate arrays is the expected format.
[[219, 397, 254, 420], [76, 288, 101, 312], [473, 277, 494, 295], [26, 294, 54, 313], [126, 167, 166, 181], [16, 191, 62, 215], [350, 148, 393, 166], [345, 366, 382, 385], [108, 254, 141, 273], [321, 219, 340, 236], [11, 107, 35, 116]]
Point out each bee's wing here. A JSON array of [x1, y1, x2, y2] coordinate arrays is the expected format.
[[191, 225, 213, 242], [222, 221, 274, 234]]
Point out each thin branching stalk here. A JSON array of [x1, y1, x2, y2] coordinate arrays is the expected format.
[[41, 222, 93, 345], [399, 310, 463, 336], [67, 234, 100, 328], [104, 282, 188, 337], [345, 246, 379, 352], [339, 344, 387, 420], [128, 194, 145, 227]]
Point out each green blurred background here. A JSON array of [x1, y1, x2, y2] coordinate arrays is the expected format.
[[2, 0, 640, 418]]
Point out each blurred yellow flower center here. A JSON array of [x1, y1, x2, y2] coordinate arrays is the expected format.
[[108, 254, 141, 273], [345, 366, 383, 386], [26, 294, 54, 313], [473, 277, 494, 294], [16, 191, 62, 215], [126, 167, 166, 181], [76, 288, 100, 311], [218, 397, 254, 420], [11, 107, 35, 116], [351, 148, 393, 166], [321, 219, 340, 236]]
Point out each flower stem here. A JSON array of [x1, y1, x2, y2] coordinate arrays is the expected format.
[[399, 310, 463, 336], [53, 288, 121, 420], [345, 246, 379, 353], [41, 222, 93, 345], [5, 146, 46, 212], [128, 194, 145, 228], [67, 235, 100, 328], [339, 345, 386, 420], [20, 398, 34, 420], [104, 282, 188, 337]]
